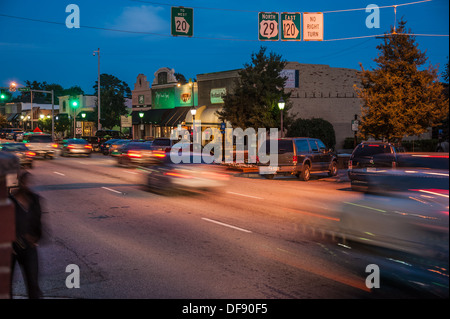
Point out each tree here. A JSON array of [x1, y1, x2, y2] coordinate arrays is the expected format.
[[354, 19, 449, 143], [217, 46, 293, 130], [287, 118, 336, 149], [0, 114, 7, 128], [174, 72, 187, 84], [95, 87, 128, 129], [93, 74, 131, 98]]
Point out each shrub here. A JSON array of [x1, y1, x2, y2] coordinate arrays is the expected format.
[[287, 118, 336, 149]]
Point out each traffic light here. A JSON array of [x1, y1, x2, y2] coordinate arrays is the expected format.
[[70, 98, 79, 108], [0, 89, 11, 102]]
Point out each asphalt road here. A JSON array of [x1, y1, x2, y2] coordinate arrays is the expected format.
[[9, 152, 440, 300]]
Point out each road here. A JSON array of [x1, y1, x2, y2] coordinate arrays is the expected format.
[[9, 152, 443, 300]]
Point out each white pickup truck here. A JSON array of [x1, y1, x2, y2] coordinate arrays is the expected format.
[[23, 133, 56, 159]]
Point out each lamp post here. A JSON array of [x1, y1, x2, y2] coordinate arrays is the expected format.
[[139, 112, 144, 139], [190, 107, 196, 129], [278, 98, 285, 138], [93, 48, 101, 131]]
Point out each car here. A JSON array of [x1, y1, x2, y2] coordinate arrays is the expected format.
[[2, 128, 23, 140], [117, 141, 156, 166], [23, 133, 56, 159], [150, 137, 175, 152], [145, 152, 229, 194], [109, 139, 133, 156], [99, 138, 122, 155], [257, 137, 338, 181], [348, 141, 405, 190], [60, 138, 93, 157], [0, 142, 35, 168]]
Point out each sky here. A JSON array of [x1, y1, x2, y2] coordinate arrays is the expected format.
[[0, 0, 448, 96]]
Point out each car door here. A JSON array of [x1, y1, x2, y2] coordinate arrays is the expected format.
[[277, 140, 294, 170], [308, 139, 323, 170], [315, 139, 330, 170]]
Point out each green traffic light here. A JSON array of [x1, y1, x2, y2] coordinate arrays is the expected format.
[[73, 101, 78, 107], [0, 94, 5, 99]]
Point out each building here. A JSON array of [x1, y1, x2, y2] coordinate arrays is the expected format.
[[131, 67, 195, 139], [1, 102, 59, 131]]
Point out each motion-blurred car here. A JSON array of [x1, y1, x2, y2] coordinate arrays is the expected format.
[[117, 141, 156, 166], [0, 142, 35, 168], [145, 153, 229, 194], [2, 128, 23, 140], [149, 137, 175, 152], [23, 133, 56, 159], [99, 139, 121, 155], [109, 139, 133, 156], [60, 138, 93, 157], [347, 141, 403, 189], [337, 153, 449, 296]]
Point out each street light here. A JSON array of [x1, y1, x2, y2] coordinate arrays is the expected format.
[[139, 112, 144, 139], [278, 98, 285, 138]]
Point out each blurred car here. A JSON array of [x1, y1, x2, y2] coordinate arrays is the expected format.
[[2, 128, 23, 140], [109, 139, 133, 156], [145, 152, 229, 194], [150, 137, 175, 152], [347, 141, 403, 190], [23, 133, 56, 159], [116, 141, 157, 166], [0, 142, 35, 168], [337, 154, 449, 296], [99, 138, 121, 155], [60, 138, 93, 157]]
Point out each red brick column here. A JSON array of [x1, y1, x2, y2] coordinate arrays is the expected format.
[[0, 153, 19, 299]]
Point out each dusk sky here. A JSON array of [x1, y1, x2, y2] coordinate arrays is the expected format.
[[1, 0, 448, 95]]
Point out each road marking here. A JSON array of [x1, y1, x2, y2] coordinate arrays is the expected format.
[[53, 171, 65, 176], [124, 171, 138, 175], [101, 187, 123, 194], [201, 217, 252, 233], [226, 191, 263, 200]]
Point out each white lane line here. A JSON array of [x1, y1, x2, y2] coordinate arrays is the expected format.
[[201, 217, 252, 233], [226, 191, 263, 200], [101, 187, 123, 194], [53, 171, 65, 176], [124, 171, 138, 175]]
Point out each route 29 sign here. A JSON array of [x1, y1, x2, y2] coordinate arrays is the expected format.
[[258, 12, 279, 41]]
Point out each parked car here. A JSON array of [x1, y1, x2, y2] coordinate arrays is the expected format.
[[145, 152, 229, 194], [2, 128, 23, 140], [60, 138, 93, 157], [0, 142, 35, 168], [117, 141, 156, 166], [23, 133, 56, 159], [258, 137, 338, 181], [347, 141, 403, 190]]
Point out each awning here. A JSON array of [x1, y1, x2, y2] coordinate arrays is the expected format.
[[131, 109, 169, 125], [6, 113, 19, 122], [160, 107, 191, 127]]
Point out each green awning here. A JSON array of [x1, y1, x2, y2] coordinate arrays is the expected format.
[[132, 109, 170, 125]]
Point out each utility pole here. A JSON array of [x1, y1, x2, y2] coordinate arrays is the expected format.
[[93, 48, 101, 131]]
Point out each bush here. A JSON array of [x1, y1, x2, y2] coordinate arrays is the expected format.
[[287, 118, 336, 149]]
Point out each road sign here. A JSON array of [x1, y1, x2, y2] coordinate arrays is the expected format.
[[18, 87, 30, 92], [258, 12, 279, 41], [351, 120, 359, 131], [303, 12, 324, 41], [280, 13, 301, 41], [171, 7, 193, 37]]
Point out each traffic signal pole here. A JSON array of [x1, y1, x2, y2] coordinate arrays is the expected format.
[[29, 89, 55, 141]]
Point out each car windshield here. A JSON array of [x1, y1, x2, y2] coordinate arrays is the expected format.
[[1, 144, 28, 151], [353, 144, 391, 157], [125, 143, 153, 150], [28, 135, 52, 143]]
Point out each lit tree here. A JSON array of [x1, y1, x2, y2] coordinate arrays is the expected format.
[[354, 19, 449, 143]]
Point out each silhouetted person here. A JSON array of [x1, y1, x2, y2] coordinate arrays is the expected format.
[[10, 171, 43, 299]]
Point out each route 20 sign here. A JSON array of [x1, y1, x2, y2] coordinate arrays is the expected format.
[[171, 7, 193, 37], [281, 13, 301, 41], [258, 12, 279, 41]]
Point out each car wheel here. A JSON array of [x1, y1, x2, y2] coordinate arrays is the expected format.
[[328, 161, 337, 177], [263, 174, 275, 179], [299, 164, 311, 181]]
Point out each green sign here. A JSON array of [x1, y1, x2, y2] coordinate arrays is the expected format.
[[258, 12, 279, 41], [152, 88, 175, 109], [171, 7, 193, 37], [18, 87, 30, 92], [281, 13, 301, 41]]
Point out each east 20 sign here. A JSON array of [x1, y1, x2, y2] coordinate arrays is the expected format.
[[258, 12, 323, 41]]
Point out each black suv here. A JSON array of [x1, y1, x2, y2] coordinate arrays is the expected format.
[[258, 137, 338, 181], [347, 141, 401, 189]]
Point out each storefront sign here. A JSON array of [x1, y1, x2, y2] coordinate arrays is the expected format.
[[280, 69, 299, 88], [210, 88, 227, 104]]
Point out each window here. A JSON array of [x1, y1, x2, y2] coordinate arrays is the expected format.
[[62, 101, 66, 112], [295, 139, 310, 153], [158, 72, 168, 85], [316, 139, 327, 150], [309, 140, 319, 152]]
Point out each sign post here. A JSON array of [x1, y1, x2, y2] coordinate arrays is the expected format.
[[280, 13, 301, 41], [171, 7, 194, 37], [258, 12, 279, 41]]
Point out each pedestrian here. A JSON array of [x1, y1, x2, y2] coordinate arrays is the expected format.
[[9, 171, 43, 299]]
